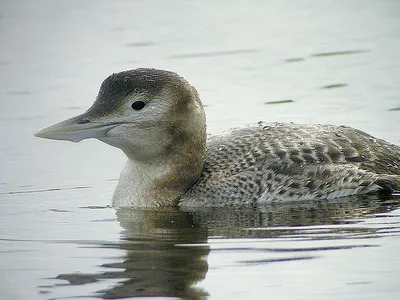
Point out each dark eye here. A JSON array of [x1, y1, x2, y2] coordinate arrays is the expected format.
[[131, 101, 145, 110]]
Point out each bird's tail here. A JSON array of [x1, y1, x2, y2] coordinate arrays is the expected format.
[[375, 175, 400, 195]]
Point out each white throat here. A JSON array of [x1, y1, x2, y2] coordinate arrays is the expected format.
[[112, 158, 172, 207]]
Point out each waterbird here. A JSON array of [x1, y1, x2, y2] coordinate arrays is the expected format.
[[35, 68, 400, 207]]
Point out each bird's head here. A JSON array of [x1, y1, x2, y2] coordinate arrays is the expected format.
[[35, 68, 206, 162]]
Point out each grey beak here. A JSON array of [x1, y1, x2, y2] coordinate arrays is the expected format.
[[34, 113, 119, 143]]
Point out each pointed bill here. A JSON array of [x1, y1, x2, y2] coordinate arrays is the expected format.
[[34, 113, 119, 143]]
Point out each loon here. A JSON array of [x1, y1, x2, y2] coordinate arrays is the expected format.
[[35, 68, 400, 207]]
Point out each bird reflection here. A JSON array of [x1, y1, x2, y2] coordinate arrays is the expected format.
[[54, 208, 210, 299], [186, 195, 400, 237], [101, 209, 210, 299], [48, 195, 399, 299]]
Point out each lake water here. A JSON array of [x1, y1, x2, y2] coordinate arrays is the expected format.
[[0, 0, 399, 299]]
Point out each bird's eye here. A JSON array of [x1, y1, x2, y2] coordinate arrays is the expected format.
[[131, 101, 145, 110]]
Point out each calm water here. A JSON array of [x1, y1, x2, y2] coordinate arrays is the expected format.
[[1, 0, 400, 299]]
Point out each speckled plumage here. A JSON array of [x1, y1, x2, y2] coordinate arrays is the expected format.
[[181, 122, 400, 207], [35, 68, 400, 207]]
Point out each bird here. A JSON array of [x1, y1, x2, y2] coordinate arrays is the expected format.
[[35, 68, 400, 207]]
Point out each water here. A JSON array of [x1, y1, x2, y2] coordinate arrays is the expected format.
[[1, 0, 400, 299]]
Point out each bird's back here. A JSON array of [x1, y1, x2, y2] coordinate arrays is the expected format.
[[181, 122, 400, 207]]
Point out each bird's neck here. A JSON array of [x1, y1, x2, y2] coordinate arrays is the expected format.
[[112, 127, 206, 207], [112, 150, 204, 207]]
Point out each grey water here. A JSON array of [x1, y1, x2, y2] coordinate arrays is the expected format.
[[1, 0, 400, 299]]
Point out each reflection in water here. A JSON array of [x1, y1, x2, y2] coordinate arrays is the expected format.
[[103, 209, 210, 299], [186, 195, 399, 237], [55, 209, 210, 299], [49, 195, 399, 299]]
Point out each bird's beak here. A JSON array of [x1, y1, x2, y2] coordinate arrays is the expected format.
[[34, 113, 119, 143]]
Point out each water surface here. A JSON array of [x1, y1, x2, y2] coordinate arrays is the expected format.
[[0, 0, 399, 299]]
